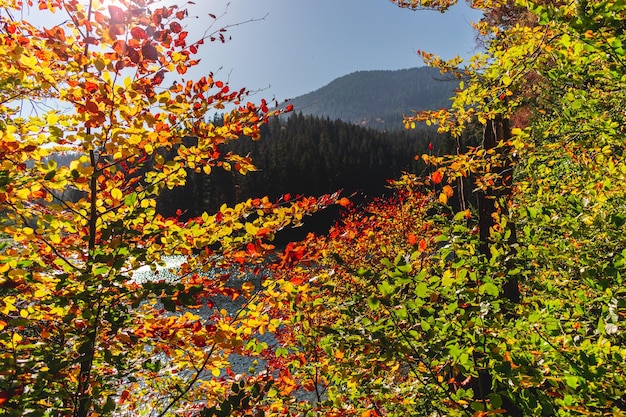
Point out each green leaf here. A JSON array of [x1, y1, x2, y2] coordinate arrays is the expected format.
[[161, 296, 176, 312], [415, 282, 429, 298], [480, 282, 499, 297], [367, 296, 381, 310], [102, 396, 116, 413], [124, 192, 138, 206], [378, 280, 395, 296]]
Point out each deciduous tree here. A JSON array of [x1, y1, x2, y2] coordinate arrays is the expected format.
[[0, 1, 339, 416], [264, 0, 626, 415]]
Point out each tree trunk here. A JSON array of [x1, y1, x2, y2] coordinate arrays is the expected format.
[[475, 115, 522, 416]]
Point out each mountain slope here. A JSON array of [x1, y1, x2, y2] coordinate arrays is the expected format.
[[281, 66, 458, 130]]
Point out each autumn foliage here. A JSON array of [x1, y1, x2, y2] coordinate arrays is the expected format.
[[266, 0, 626, 415], [2, 0, 626, 416], [267, 0, 626, 415], [0, 0, 339, 416]]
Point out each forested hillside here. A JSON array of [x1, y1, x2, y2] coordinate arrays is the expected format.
[[158, 113, 447, 219], [280, 67, 458, 130]]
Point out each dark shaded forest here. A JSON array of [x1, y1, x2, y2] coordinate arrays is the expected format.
[[157, 113, 452, 238]]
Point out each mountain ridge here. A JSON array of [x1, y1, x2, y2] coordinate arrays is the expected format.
[[279, 66, 458, 130]]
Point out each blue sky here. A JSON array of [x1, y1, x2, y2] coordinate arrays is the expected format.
[[186, 0, 483, 103], [26, 0, 482, 103]]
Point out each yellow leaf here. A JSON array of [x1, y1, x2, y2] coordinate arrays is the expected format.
[[111, 188, 123, 200], [16, 188, 30, 200], [282, 281, 294, 293], [244, 222, 258, 236], [439, 192, 448, 204], [19, 54, 37, 68], [46, 112, 59, 125]]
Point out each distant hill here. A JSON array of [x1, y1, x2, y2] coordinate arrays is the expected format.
[[280, 67, 458, 130]]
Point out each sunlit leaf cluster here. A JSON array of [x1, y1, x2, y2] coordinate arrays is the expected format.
[[261, 0, 626, 415], [0, 1, 339, 416]]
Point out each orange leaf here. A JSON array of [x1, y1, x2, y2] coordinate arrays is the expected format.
[[431, 170, 443, 184], [337, 197, 351, 207]]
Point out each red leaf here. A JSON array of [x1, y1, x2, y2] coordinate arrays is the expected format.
[[119, 390, 130, 404], [190, 321, 202, 332], [130, 26, 148, 39], [192, 335, 206, 347], [85, 101, 99, 114], [290, 276, 305, 285], [408, 233, 418, 245], [152, 69, 166, 86], [0, 392, 8, 406], [108, 5, 126, 24], [169, 21, 182, 33], [126, 46, 140, 63], [84, 81, 98, 93], [285, 104, 294, 112], [142, 42, 158, 61]]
